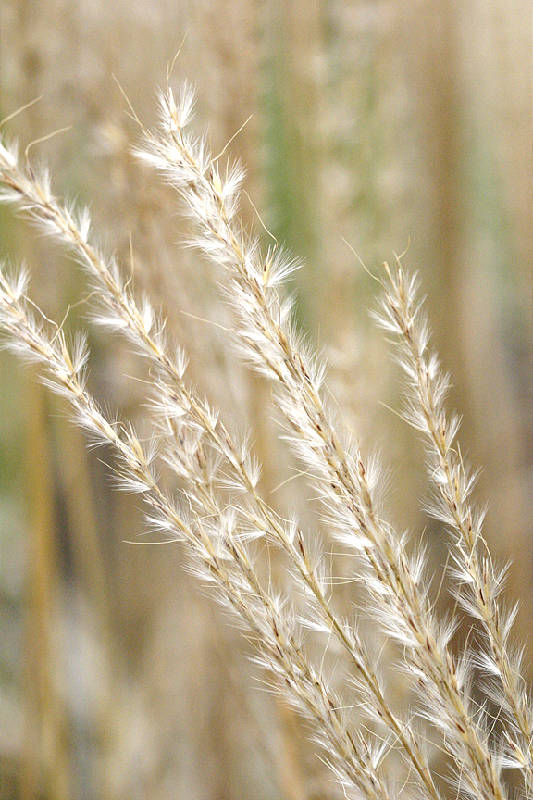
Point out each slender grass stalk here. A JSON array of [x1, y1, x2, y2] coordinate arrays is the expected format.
[[22, 382, 70, 800], [137, 84, 508, 800], [54, 419, 118, 800], [0, 130, 438, 798], [0, 265, 394, 800], [376, 256, 533, 791]]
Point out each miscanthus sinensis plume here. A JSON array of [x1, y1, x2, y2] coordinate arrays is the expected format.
[[375, 257, 533, 794], [0, 77, 530, 800]]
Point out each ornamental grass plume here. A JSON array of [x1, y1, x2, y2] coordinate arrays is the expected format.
[[0, 79, 531, 800], [375, 258, 533, 791]]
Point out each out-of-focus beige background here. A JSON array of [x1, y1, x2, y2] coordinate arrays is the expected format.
[[0, 2, 531, 798]]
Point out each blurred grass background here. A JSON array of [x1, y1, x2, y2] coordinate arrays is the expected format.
[[0, 1, 531, 798]]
